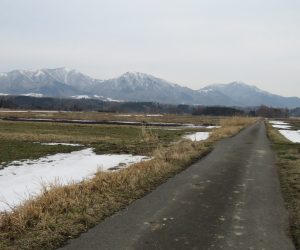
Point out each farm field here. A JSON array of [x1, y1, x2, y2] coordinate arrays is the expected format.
[[0, 119, 189, 159], [0, 111, 222, 167], [0, 111, 254, 249], [268, 118, 300, 248], [0, 114, 213, 212], [0, 110, 220, 125]]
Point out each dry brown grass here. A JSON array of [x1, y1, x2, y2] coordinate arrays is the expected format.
[[266, 121, 300, 249], [0, 116, 255, 250], [220, 116, 256, 127], [140, 126, 159, 143], [0, 110, 220, 125], [211, 116, 257, 140]]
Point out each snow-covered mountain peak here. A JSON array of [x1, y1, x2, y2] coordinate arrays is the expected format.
[[1, 67, 300, 107], [106, 71, 177, 89], [120, 71, 156, 80], [226, 81, 271, 95], [198, 88, 214, 94], [0, 67, 100, 96], [203, 81, 269, 94], [33, 69, 45, 76], [228, 81, 246, 85], [122, 71, 143, 77], [228, 81, 256, 88]]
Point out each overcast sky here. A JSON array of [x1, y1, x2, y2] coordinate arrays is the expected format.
[[0, 0, 299, 96]]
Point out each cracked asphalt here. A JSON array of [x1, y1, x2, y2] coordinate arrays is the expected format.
[[59, 121, 295, 250]]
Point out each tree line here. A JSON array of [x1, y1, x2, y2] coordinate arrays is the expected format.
[[0, 96, 294, 117]]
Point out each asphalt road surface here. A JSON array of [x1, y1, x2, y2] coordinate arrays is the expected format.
[[60, 121, 295, 250]]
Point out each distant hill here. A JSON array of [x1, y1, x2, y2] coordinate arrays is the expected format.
[[201, 82, 300, 108], [0, 68, 100, 97], [91, 72, 235, 106], [0, 68, 299, 108]]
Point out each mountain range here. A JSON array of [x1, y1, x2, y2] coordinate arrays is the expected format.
[[0, 67, 299, 108]]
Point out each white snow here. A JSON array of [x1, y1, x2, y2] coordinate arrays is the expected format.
[[21, 93, 43, 97], [146, 114, 163, 117], [269, 120, 289, 125], [269, 120, 292, 129], [183, 132, 210, 141], [183, 124, 206, 128], [156, 125, 220, 131], [183, 124, 220, 129], [269, 120, 300, 143], [72, 95, 90, 99], [115, 114, 133, 117], [34, 70, 45, 77], [198, 89, 213, 94], [106, 97, 124, 102], [93, 95, 103, 98], [278, 130, 300, 143], [0, 148, 149, 211], [0, 93, 9, 96], [206, 125, 221, 129], [272, 124, 291, 129]]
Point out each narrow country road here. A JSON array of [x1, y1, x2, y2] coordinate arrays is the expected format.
[[60, 121, 295, 250]]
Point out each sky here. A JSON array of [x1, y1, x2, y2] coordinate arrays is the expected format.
[[0, 0, 299, 96]]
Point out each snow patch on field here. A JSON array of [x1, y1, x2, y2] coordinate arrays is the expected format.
[[269, 120, 300, 143], [163, 125, 220, 131], [183, 132, 210, 141], [269, 120, 292, 129], [269, 120, 289, 125], [0, 148, 149, 211], [115, 114, 133, 117], [272, 124, 291, 129], [206, 125, 221, 129], [183, 124, 221, 129], [278, 130, 300, 143], [146, 114, 163, 117]]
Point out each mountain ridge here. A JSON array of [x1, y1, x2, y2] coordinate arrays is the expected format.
[[0, 68, 299, 108]]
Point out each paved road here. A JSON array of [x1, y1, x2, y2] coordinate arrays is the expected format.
[[60, 121, 295, 250]]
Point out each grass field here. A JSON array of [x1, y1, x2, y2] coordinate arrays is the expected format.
[[0, 110, 220, 125], [0, 119, 194, 159], [286, 118, 300, 130], [0, 113, 255, 250], [267, 120, 300, 249], [0, 139, 81, 169], [0, 111, 222, 163]]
